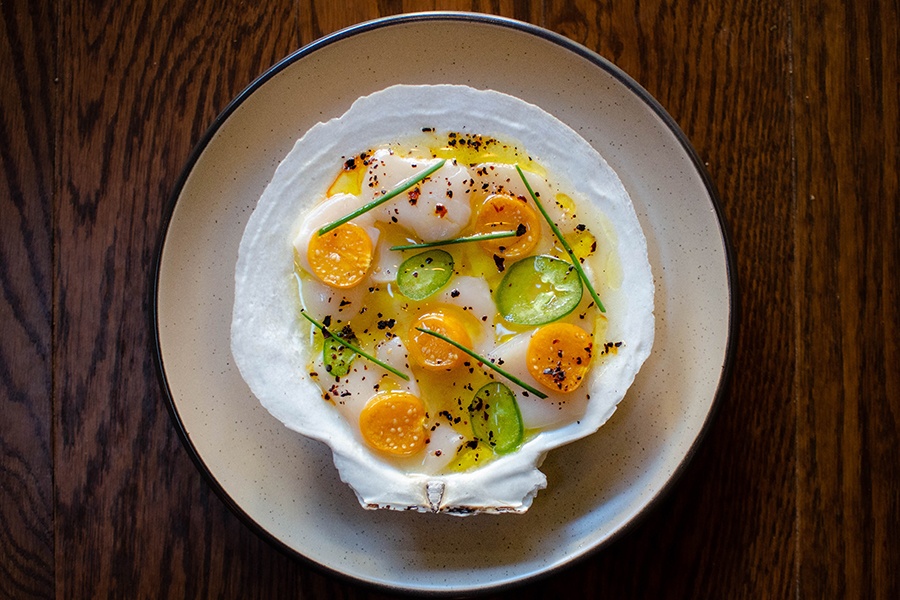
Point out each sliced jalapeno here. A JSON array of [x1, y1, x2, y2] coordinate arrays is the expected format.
[[323, 326, 358, 377], [495, 255, 583, 325], [396, 249, 454, 301], [467, 382, 524, 455]]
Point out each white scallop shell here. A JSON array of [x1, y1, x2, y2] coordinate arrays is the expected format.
[[231, 84, 654, 515]]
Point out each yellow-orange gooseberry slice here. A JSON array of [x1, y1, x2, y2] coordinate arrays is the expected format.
[[526, 322, 593, 393], [307, 222, 372, 288], [358, 391, 426, 456], [408, 311, 472, 371], [474, 194, 540, 258]]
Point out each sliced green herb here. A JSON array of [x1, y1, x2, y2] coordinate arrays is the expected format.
[[390, 230, 519, 251], [300, 311, 410, 381], [515, 165, 606, 313], [449, 440, 494, 472], [415, 327, 548, 399], [323, 326, 358, 377], [468, 382, 524, 454], [318, 159, 447, 235], [496, 255, 583, 325], [396, 249, 454, 300]]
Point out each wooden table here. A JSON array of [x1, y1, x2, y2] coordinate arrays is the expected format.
[[2, 1, 897, 597]]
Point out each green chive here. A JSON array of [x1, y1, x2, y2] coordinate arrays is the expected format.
[[515, 165, 606, 313], [415, 327, 548, 399], [301, 311, 410, 381], [317, 159, 447, 236], [390, 230, 519, 251]]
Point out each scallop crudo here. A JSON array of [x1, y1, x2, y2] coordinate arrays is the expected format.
[[232, 85, 654, 515]]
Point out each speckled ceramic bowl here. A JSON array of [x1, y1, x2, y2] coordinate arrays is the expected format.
[[153, 12, 737, 596]]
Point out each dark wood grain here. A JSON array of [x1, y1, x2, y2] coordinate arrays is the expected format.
[[1, 0, 898, 597], [53, 0, 300, 597], [540, 1, 797, 596], [299, 0, 540, 44], [0, 1, 56, 598], [793, 0, 900, 597]]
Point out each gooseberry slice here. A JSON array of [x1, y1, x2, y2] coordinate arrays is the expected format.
[[396, 249, 454, 300], [526, 322, 594, 393], [495, 255, 583, 325], [358, 391, 426, 456], [467, 382, 524, 455], [408, 312, 472, 371], [474, 194, 540, 258], [307, 222, 372, 288]]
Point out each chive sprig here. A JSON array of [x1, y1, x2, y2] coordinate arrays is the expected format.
[[317, 159, 447, 236], [390, 229, 520, 251], [301, 311, 410, 381], [415, 327, 548, 399], [515, 165, 606, 313]]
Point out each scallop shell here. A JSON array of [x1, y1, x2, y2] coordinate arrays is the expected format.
[[231, 84, 654, 514]]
